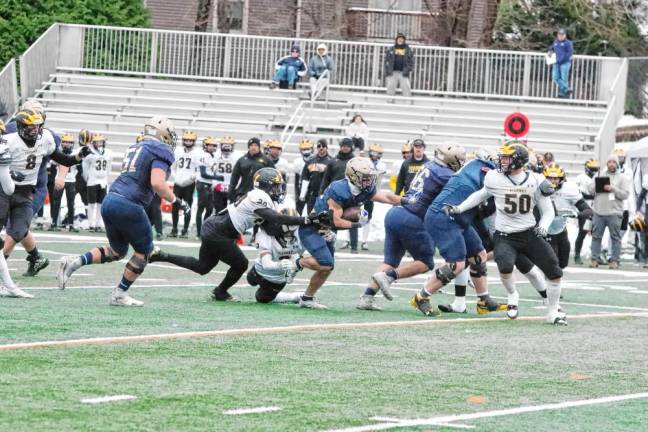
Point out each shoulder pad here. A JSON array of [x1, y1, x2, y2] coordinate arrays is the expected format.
[[539, 180, 555, 196], [147, 142, 175, 165]]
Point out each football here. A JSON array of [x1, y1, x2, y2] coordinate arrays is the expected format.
[[342, 206, 361, 222]]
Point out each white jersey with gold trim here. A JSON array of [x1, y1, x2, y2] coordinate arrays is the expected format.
[[254, 229, 303, 284], [213, 150, 242, 192], [484, 170, 546, 234], [548, 180, 581, 235], [173, 147, 200, 187], [5, 130, 57, 186], [197, 150, 217, 184], [82, 148, 113, 187], [227, 188, 277, 234]]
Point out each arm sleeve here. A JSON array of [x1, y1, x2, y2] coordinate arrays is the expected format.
[[260, 253, 282, 271], [255, 207, 306, 226], [0, 166, 15, 195], [199, 165, 224, 181], [456, 187, 491, 213], [50, 149, 81, 167], [536, 195, 555, 231]]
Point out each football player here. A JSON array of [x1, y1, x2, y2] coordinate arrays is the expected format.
[[49, 133, 78, 231], [358, 144, 465, 311], [82, 134, 113, 232], [544, 163, 593, 269], [212, 136, 241, 214], [293, 138, 314, 215], [266, 139, 290, 179], [0, 134, 23, 297], [299, 139, 333, 213], [444, 142, 566, 325], [573, 159, 599, 264], [170, 131, 199, 238], [150, 168, 330, 302], [298, 157, 402, 309], [195, 136, 223, 237], [360, 143, 388, 250], [247, 208, 304, 304], [58, 116, 188, 306]]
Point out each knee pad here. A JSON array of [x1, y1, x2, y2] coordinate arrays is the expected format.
[[255, 285, 279, 304], [99, 246, 120, 263], [469, 261, 487, 278], [125, 255, 148, 275], [435, 263, 457, 285]]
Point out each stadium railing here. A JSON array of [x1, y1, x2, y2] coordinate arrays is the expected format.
[[0, 59, 19, 121], [595, 58, 628, 158]]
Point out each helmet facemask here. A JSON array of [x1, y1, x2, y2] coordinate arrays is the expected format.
[[18, 124, 43, 147]]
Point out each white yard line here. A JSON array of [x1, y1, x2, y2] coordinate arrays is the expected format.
[[223, 406, 282, 415], [0, 311, 646, 351], [80, 395, 137, 404], [370, 417, 474, 429], [322, 392, 648, 432]]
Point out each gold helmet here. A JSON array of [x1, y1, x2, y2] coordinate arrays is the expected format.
[[368, 143, 384, 160], [144, 116, 177, 149], [435, 143, 466, 172], [613, 147, 626, 164], [61, 132, 75, 151], [401, 143, 412, 153], [629, 214, 646, 232], [584, 158, 600, 176], [298, 138, 314, 154], [203, 136, 218, 152], [543, 163, 565, 189], [268, 139, 283, 149], [345, 157, 377, 191], [0, 119, 5, 135], [498, 140, 529, 173], [79, 128, 93, 146], [15, 110, 44, 147], [91, 133, 106, 154], [182, 130, 197, 147], [220, 135, 235, 153]]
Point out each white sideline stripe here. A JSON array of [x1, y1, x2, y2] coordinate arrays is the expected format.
[[80, 395, 137, 404], [322, 392, 648, 432], [223, 406, 282, 415], [0, 311, 646, 351], [370, 417, 475, 429]]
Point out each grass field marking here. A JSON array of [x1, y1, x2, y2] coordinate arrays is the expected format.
[[370, 417, 475, 429], [223, 406, 282, 415], [1, 311, 646, 351], [80, 395, 137, 404], [324, 392, 648, 432]]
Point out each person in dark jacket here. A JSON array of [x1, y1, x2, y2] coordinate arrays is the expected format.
[[320, 138, 358, 252], [384, 32, 414, 98], [299, 138, 333, 213], [549, 28, 573, 98], [229, 137, 274, 202], [395, 139, 428, 194]]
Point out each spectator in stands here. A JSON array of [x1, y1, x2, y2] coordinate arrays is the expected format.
[[384, 32, 414, 99], [270, 45, 307, 90], [588, 153, 630, 269], [395, 139, 427, 194], [345, 114, 369, 153], [229, 137, 274, 202], [549, 28, 573, 98], [299, 138, 333, 213], [308, 44, 336, 97]]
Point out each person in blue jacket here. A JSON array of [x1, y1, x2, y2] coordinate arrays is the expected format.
[[549, 28, 573, 98], [270, 45, 307, 89]]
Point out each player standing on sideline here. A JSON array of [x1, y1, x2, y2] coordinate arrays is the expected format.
[[299, 139, 332, 213], [82, 134, 113, 232], [573, 159, 599, 264], [58, 116, 189, 306], [444, 142, 566, 325], [195, 136, 223, 237], [212, 136, 241, 214], [150, 168, 331, 302], [395, 138, 427, 194], [544, 164, 593, 269], [169, 131, 199, 238], [293, 138, 314, 215], [360, 143, 388, 250], [298, 157, 402, 309], [357, 144, 465, 311], [409, 149, 505, 316], [48, 133, 76, 231], [265, 139, 290, 179], [390, 142, 412, 193]]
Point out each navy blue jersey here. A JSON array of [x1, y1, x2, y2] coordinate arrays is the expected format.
[[402, 161, 454, 219], [430, 159, 496, 227], [314, 179, 376, 213], [110, 139, 174, 207]]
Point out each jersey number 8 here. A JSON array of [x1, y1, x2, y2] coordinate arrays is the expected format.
[[504, 193, 531, 214], [25, 154, 37, 170]]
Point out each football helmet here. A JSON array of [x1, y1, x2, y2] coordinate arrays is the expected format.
[[220, 135, 235, 154], [136, 133, 145, 143], [262, 139, 272, 155], [61, 132, 75, 153], [629, 214, 646, 232], [15, 110, 44, 147], [435, 143, 466, 171], [584, 158, 600, 177], [346, 157, 377, 192], [91, 133, 106, 155], [298, 138, 314, 158], [182, 131, 197, 148], [368, 143, 383, 161], [144, 116, 177, 149], [203, 136, 218, 153], [253, 167, 286, 202], [543, 163, 565, 189], [498, 141, 529, 174], [22, 99, 45, 120], [613, 147, 626, 164], [401, 142, 412, 154], [79, 128, 93, 146]]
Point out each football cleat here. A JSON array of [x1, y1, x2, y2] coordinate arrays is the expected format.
[[110, 287, 144, 307], [211, 288, 240, 302], [179, 230, 189, 239], [410, 293, 440, 317], [168, 230, 178, 238], [57, 256, 76, 290], [437, 303, 467, 313], [371, 272, 394, 301], [0, 286, 34, 298], [476, 297, 507, 315], [299, 297, 328, 309], [356, 294, 382, 311], [148, 246, 168, 263], [23, 256, 49, 277], [506, 304, 519, 319], [546, 311, 567, 326], [271, 292, 302, 304]]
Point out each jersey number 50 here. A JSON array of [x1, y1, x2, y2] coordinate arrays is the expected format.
[[504, 193, 531, 214]]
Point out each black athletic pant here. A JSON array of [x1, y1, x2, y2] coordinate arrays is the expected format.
[[246, 266, 286, 303], [548, 229, 571, 269], [75, 173, 88, 206], [172, 183, 195, 233], [50, 185, 64, 226], [38, 174, 57, 218], [63, 182, 76, 226], [493, 229, 563, 280], [574, 214, 589, 258], [196, 182, 214, 237], [147, 195, 163, 235]]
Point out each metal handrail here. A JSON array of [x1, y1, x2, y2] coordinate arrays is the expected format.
[[0, 58, 19, 120], [593, 58, 628, 160]]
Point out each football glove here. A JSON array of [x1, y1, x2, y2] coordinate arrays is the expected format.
[[442, 203, 460, 216], [321, 230, 336, 243], [307, 209, 333, 227], [533, 225, 548, 238], [280, 258, 296, 274], [78, 146, 93, 159], [174, 197, 191, 215], [10, 170, 25, 182]]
